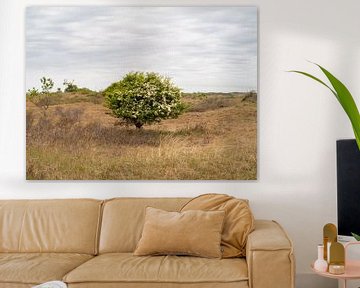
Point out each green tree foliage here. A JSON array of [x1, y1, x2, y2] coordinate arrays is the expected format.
[[40, 77, 54, 94], [26, 87, 39, 98], [27, 77, 54, 112], [104, 72, 185, 129], [63, 79, 79, 92]]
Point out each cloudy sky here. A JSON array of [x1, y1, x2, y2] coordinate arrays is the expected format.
[[26, 7, 257, 92]]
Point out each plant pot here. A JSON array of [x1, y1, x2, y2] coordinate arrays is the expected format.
[[337, 139, 360, 237]]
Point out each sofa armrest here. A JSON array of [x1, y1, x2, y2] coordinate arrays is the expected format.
[[246, 220, 295, 288]]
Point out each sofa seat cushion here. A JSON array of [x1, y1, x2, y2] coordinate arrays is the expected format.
[[64, 253, 248, 285], [0, 253, 93, 285]]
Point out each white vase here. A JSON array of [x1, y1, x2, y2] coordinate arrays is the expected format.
[[314, 244, 328, 272]]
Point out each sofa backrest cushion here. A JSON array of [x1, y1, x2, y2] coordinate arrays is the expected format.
[[99, 198, 189, 253], [181, 194, 254, 258], [0, 199, 102, 254]]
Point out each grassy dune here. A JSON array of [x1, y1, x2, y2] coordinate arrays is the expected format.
[[26, 92, 256, 180]]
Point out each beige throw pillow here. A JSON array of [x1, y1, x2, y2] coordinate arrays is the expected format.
[[181, 193, 255, 258], [134, 207, 225, 258]]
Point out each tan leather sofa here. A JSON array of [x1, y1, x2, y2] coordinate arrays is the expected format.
[[0, 198, 295, 288]]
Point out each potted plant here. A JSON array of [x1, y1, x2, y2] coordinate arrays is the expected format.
[[290, 63, 360, 240]]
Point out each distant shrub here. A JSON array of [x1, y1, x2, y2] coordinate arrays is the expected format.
[[26, 87, 39, 98], [27, 77, 54, 112], [63, 79, 78, 92], [76, 87, 95, 95], [104, 72, 185, 129], [41, 77, 54, 94]]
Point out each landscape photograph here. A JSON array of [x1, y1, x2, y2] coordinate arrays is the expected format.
[[26, 6, 258, 180]]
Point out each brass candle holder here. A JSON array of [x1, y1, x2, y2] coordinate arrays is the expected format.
[[328, 242, 345, 274], [323, 223, 337, 262], [323, 223, 345, 274]]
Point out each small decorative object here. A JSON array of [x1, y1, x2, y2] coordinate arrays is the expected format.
[[323, 223, 337, 262], [328, 242, 345, 275], [314, 244, 328, 272], [328, 264, 345, 275]]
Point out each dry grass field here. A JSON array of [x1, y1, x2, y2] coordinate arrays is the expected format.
[[26, 92, 257, 180]]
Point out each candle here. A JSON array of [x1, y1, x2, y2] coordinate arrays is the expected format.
[[328, 264, 345, 275]]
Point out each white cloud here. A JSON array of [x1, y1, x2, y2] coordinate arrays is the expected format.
[[26, 6, 257, 92]]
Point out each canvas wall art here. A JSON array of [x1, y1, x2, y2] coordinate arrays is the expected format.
[[26, 6, 257, 180]]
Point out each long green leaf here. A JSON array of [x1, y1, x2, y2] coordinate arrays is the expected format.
[[289, 64, 360, 150], [351, 232, 360, 241], [316, 64, 360, 150], [317, 65, 358, 117], [288, 70, 337, 99]]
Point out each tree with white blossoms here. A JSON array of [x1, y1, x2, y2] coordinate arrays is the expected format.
[[104, 72, 185, 129]]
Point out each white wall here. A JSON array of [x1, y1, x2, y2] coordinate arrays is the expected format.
[[1, 0, 359, 287]]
